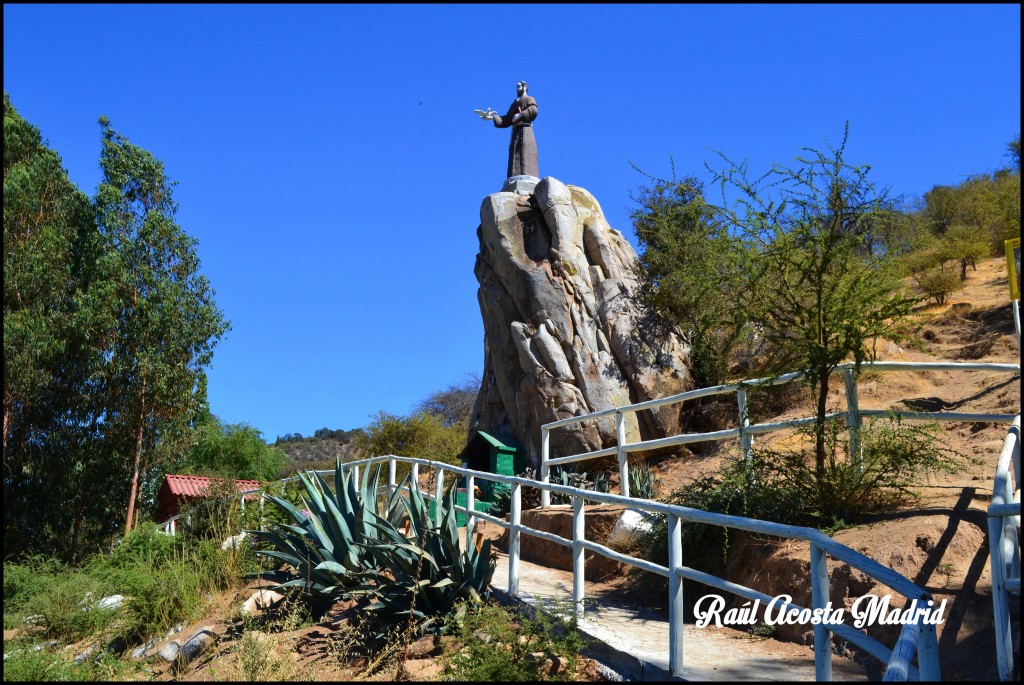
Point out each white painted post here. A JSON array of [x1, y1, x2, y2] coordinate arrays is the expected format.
[[737, 386, 752, 463], [843, 369, 863, 470], [988, 514, 1012, 681], [810, 543, 833, 681], [411, 462, 419, 493], [388, 458, 396, 498], [509, 481, 522, 596], [466, 474, 476, 549], [572, 494, 585, 621], [434, 467, 445, 527], [354, 465, 360, 486], [616, 411, 629, 498], [668, 513, 684, 676], [917, 621, 940, 681], [540, 426, 551, 509]]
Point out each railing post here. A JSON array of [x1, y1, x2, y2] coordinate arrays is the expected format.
[[541, 426, 551, 509], [843, 368, 863, 471], [509, 481, 521, 596], [810, 543, 833, 681], [988, 513, 1012, 681], [388, 458, 396, 498], [616, 411, 630, 498], [411, 462, 419, 493], [466, 474, 476, 550], [572, 494, 585, 621], [737, 386, 753, 463], [434, 467, 445, 527], [667, 513, 684, 676], [917, 621, 940, 681]]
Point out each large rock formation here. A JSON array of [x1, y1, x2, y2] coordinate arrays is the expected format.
[[469, 177, 694, 467]]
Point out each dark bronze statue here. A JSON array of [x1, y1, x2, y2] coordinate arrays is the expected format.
[[476, 81, 539, 179]]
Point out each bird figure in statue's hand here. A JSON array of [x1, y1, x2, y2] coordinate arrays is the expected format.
[[474, 108, 497, 120]]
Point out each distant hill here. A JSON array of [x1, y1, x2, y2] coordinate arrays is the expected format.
[[274, 428, 365, 474]]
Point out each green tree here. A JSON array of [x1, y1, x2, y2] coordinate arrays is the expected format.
[[176, 412, 286, 482], [942, 224, 989, 279], [93, 117, 230, 533], [630, 165, 748, 386], [3, 93, 124, 561], [354, 410, 465, 465], [708, 124, 918, 501]]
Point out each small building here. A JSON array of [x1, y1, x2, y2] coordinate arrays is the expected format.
[[156, 474, 261, 524], [460, 431, 528, 499]]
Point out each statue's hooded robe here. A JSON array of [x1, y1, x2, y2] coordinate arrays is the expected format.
[[492, 95, 538, 178]]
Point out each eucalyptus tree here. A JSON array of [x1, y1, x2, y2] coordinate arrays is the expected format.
[[93, 117, 229, 533], [2, 93, 121, 559]]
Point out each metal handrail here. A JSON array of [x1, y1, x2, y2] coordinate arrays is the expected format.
[[157, 447, 945, 679], [988, 415, 1021, 681], [305, 452, 940, 681], [540, 359, 1020, 505]]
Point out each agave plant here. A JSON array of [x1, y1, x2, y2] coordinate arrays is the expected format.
[[245, 458, 406, 603], [628, 460, 660, 500], [358, 477, 496, 624]]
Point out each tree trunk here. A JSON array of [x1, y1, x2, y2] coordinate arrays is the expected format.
[[70, 499, 84, 564], [124, 381, 146, 535], [815, 368, 830, 507]]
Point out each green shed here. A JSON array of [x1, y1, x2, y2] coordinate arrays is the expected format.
[[461, 430, 528, 500]]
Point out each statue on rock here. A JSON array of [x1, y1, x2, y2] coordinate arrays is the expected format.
[[467, 177, 694, 469], [475, 80, 539, 179]]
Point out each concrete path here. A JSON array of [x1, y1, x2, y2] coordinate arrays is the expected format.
[[489, 551, 875, 681]]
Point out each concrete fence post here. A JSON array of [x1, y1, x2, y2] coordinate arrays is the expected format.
[[509, 481, 522, 596], [541, 427, 551, 509], [810, 543, 833, 681], [668, 513, 684, 676], [572, 494, 585, 621], [616, 411, 629, 498]]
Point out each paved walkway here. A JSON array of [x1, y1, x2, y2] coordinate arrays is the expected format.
[[489, 551, 875, 681]]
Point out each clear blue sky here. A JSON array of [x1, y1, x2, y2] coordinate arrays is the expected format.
[[4, 4, 1020, 443]]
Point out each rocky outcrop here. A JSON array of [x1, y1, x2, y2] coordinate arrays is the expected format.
[[469, 177, 693, 467]]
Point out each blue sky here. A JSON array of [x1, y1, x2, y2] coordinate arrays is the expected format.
[[4, 4, 1020, 443]]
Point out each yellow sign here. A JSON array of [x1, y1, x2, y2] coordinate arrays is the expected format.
[[1007, 237, 1021, 300]]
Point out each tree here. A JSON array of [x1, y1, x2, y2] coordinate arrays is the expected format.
[[93, 117, 230, 533], [412, 373, 481, 427], [176, 412, 285, 482], [630, 164, 749, 386], [354, 410, 465, 466], [707, 123, 918, 502], [2, 94, 127, 561]]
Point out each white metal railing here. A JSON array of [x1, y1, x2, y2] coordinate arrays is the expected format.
[[988, 415, 1021, 681], [540, 360, 1020, 506], [155, 449, 948, 679], [290, 453, 940, 681]]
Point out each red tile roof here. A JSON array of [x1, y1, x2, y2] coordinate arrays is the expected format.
[[162, 474, 261, 499]]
